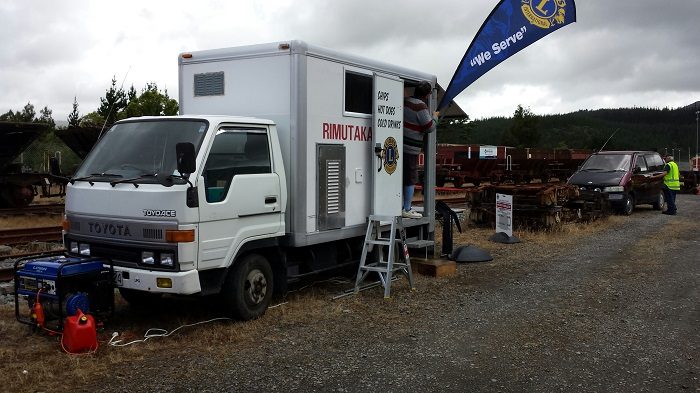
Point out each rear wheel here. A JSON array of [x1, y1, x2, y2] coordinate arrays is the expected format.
[[222, 253, 273, 320], [620, 194, 634, 216], [652, 190, 665, 211]]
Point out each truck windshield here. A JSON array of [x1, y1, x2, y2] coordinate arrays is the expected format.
[[73, 119, 208, 183], [580, 154, 632, 172]]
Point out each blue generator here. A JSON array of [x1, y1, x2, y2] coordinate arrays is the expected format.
[[14, 253, 114, 330]]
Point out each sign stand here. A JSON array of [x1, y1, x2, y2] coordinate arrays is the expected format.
[[489, 193, 520, 243]]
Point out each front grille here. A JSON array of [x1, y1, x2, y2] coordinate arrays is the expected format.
[[143, 228, 163, 240]]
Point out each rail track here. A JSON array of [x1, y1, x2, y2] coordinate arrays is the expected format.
[[0, 203, 64, 217], [0, 226, 63, 245], [0, 250, 66, 283], [0, 266, 13, 282]]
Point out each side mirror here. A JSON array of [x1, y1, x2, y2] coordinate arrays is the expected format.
[[176, 142, 196, 176], [632, 166, 641, 174]]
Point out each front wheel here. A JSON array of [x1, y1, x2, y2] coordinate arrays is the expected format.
[[222, 253, 273, 320], [620, 194, 634, 216]]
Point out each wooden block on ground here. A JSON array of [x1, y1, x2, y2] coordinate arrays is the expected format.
[[411, 259, 456, 277]]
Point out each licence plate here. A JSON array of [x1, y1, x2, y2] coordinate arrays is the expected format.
[[608, 193, 623, 200]]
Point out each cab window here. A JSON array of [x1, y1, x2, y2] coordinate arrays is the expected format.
[[203, 128, 271, 203]]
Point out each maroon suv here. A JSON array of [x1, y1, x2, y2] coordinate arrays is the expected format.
[[567, 151, 666, 215]]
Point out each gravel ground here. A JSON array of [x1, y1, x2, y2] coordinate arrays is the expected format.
[[4, 195, 698, 392]]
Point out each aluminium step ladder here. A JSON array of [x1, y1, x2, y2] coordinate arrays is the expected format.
[[354, 215, 415, 298]]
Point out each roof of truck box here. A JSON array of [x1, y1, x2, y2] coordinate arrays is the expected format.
[[179, 40, 436, 83], [116, 115, 275, 125], [178, 40, 467, 120]]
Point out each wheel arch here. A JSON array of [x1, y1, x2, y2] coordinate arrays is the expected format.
[[229, 237, 287, 295]]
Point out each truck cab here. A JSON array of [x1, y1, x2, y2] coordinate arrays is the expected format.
[[64, 116, 287, 319]]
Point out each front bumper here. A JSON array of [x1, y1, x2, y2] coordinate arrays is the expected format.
[[112, 266, 201, 295]]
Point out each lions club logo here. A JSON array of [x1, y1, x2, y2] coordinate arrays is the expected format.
[[521, 0, 568, 29], [382, 137, 399, 175]]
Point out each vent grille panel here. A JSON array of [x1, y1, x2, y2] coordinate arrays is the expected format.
[[194, 72, 224, 96]]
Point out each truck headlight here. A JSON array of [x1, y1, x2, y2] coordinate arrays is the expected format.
[[79, 243, 91, 256], [160, 253, 174, 267], [142, 251, 155, 265], [603, 186, 624, 192]]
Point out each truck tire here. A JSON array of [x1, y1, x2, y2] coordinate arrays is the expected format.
[[222, 253, 273, 320]]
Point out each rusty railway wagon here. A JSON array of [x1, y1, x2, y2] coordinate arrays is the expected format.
[[0, 122, 68, 207], [419, 144, 592, 187], [466, 182, 610, 228]]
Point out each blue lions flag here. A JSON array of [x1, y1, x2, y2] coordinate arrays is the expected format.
[[438, 0, 577, 111]]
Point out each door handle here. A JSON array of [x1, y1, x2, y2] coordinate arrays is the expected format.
[[265, 196, 277, 204]]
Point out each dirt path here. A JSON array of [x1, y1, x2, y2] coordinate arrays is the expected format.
[[2, 195, 698, 392]]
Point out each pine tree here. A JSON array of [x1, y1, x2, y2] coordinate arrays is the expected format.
[[68, 97, 80, 127], [38, 106, 55, 128], [97, 76, 127, 125]]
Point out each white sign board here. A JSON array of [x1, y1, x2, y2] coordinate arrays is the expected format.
[[495, 193, 513, 237], [372, 73, 404, 216], [480, 145, 498, 159]]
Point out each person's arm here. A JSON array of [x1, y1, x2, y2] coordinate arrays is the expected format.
[[415, 107, 436, 134]]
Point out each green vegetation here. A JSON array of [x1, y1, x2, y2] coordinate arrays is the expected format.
[[438, 105, 699, 154], [2, 77, 179, 174]]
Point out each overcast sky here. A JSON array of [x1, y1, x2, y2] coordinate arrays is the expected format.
[[1, 0, 699, 122]]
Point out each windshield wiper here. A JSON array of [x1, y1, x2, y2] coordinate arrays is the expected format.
[[110, 173, 157, 188], [70, 173, 123, 185], [109, 173, 180, 188]]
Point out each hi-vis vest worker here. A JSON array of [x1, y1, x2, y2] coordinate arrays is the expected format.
[[664, 160, 680, 191]]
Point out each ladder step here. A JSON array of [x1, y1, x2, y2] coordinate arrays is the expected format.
[[405, 240, 435, 249], [361, 264, 410, 273], [366, 239, 400, 246], [365, 240, 391, 246]]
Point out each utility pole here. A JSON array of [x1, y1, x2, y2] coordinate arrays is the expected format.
[[695, 111, 700, 172]]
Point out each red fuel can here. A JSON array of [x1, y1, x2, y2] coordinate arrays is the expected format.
[[62, 310, 98, 354]]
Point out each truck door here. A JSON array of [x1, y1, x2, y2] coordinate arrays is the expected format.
[[372, 73, 404, 216], [197, 126, 282, 270]]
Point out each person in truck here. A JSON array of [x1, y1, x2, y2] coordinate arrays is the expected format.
[[402, 81, 438, 219]]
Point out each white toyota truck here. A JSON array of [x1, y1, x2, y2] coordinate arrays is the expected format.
[[63, 41, 438, 319]]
